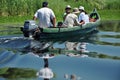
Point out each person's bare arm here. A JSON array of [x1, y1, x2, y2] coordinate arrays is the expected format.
[[33, 16, 37, 20], [52, 17, 56, 27], [80, 20, 85, 24]]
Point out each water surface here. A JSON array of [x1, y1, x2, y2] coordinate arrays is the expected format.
[[0, 21, 120, 80]]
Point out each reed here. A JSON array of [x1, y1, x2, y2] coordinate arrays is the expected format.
[[0, 0, 120, 23], [0, 0, 119, 16], [98, 10, 120, 20], [104, 0, 120, 9]]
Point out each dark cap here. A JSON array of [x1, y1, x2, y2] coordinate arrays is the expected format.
[[42, 1, 48, 7]]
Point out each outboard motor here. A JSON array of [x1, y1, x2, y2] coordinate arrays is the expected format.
[[21, 20, 38, 37]]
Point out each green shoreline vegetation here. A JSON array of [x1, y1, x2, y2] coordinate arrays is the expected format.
[[0, 0, 120, 24]]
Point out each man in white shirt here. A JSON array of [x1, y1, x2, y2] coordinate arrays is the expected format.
[[33, 1, 56, 28]]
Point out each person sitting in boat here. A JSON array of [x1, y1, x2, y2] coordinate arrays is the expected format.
[[62, 8, 81, 27], [33, 1, 56, 28], [63, 5, 72, 21], [89, 12, 99, 22], [57, 5, 72, 27], [78, 6, 89, 25]]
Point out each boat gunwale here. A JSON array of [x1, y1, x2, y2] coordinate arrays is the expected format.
[[42, 20, 100, 33]]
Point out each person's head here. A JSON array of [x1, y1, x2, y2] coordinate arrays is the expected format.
[[70, 74, 77, 80], [79, 6, 84, 12], [65, 5, 71, 13], [72, 8, 80, 14], [79, 6, 88, 14], [42, 1, 48, 7]]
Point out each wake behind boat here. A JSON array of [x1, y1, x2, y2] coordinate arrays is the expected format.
[[21, 9, 100, 40]]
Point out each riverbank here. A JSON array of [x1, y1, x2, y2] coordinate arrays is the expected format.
[[99, 10, 120, 20], [0, 0, 120, 24], [0, 10, 120, 25]]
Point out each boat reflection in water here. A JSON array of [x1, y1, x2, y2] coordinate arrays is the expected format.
[[31, 41, 85, 80], [32, 48, 81, 80], [65, 41, 89, 57]]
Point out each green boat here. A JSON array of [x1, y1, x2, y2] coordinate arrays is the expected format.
[[21, 9, 100, 40]]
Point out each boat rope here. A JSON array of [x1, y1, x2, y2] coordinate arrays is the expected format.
[[80, 25, 82, 29], [58, 27, 61, 32]]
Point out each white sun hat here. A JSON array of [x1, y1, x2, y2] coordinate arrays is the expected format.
[[66, 5, 71, 9], [79, 6, 84, 10]]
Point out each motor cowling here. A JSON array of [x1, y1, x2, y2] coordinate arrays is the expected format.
[[22, 20, 38, 37]]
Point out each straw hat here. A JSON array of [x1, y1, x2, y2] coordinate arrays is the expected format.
[[72, 8, 80, 14]]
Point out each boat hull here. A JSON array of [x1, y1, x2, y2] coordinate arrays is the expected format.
[[40, 26, 95, 39], [34, 20, 100, 40]]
